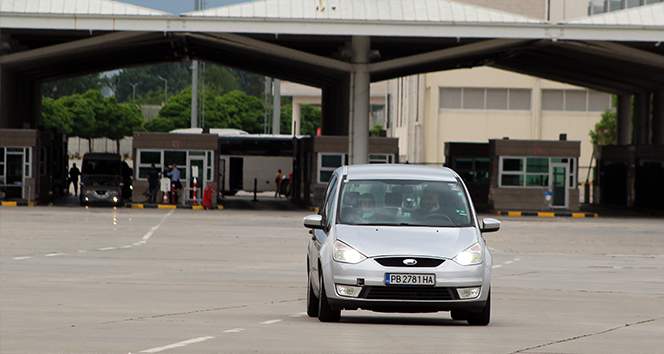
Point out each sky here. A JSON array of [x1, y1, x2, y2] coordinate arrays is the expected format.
[[121, 0, 250, 14]]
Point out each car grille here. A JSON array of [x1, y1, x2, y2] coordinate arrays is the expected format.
[[374, 257, 445, 267], [361, 286, 457, 300]]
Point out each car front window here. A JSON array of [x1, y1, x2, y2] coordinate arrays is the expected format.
[[338, 179, 472, 227]]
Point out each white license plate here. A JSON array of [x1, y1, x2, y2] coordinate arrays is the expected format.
[[385, 273, 436, 286]]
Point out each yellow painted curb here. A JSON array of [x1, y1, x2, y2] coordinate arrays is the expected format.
[[310, 207, 320, 213], [572, 212, 586, 218], [27, 201, 37, 207], [507, 211, 522, 217], [537, 212, 555, 218], [192, 205, 204, 210], [131, 204, 144, 209], [157, 204, 177, 209], [1, 201, 17, 207]]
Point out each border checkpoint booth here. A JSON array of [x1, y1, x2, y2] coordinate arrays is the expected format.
[[132, 132, 219, 207], [0, 129, 67, 204], [445, 138, 581, 212]]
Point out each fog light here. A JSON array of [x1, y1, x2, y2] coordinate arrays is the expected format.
[[85, 197, 89, 202], [112, 196, 118, 203], [335, 284, 362, 298], [457, 287, 481, 299]]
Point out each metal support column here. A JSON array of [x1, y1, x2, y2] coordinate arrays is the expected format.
[[272, 79, 281, 135], [292, 100, 301, 136], [653, 90, 664, 145], [191, 60, 199, 128], [616, 94, 632, 146], [633, 93, 651, 146], [349, 36, 370, 165]]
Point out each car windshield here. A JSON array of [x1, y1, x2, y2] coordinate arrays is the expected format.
[[338, 179, 473, 227], [82, 159, 122, 176]]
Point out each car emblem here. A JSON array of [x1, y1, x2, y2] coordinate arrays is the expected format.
[[403, 258, 417, 266]]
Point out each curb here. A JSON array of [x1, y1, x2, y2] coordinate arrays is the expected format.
[[127, 203, 220, 210], [497, 211, 598, 218], [0, 200, 32, 207]]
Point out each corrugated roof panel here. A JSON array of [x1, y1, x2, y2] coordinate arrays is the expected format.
[[0, 0, 169, 16], [566, 3, 664, 26], [184, 0, 541, 24]]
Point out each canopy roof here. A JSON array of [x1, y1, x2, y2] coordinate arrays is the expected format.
[[0, 0, 168, 16]]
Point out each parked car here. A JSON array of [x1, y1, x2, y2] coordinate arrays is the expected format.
[[79, 153, 125, 206], [303, 164, 500, 325]]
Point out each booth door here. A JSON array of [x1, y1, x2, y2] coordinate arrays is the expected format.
[[551, 164, 568, 208], [5, 150, 25, 199], [188, 155, 205, 202]]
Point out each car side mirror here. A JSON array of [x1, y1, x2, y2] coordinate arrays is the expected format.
[[304, 215, 324, 230], [481, 218, 501, 233]]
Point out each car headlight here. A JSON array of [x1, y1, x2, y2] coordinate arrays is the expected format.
[[454, 242, 483, 265], [333, 240, 367, 264]]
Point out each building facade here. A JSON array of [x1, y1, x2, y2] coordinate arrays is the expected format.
[[386, 0, 661, 182]]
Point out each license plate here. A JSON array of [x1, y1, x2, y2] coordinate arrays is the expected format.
[[385, 273, 436, 286]]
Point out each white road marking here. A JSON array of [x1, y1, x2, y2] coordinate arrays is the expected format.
[[139, 336, 215, 353], [289, 312, 307, 318], [514, 257, 521, 261], [504, 260, 514, 265], [10, 210, 173, 261], [260, 319, 282, 325], [492, 264, 502, 269], [223, 328, 245, 333], [45, 253, 65, 257]]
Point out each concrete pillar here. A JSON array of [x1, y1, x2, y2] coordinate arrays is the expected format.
[[617, 95, 632, 145], [348, 36, 370, 165], [0, 67, 39, 129], [191, 60, 199, 128], [633, 92, 651, 145], [291, 100, 301, 136], [653, 90, 664, 145]]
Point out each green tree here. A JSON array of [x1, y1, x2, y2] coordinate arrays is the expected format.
[[42, 74, 103, 99], [59, 93, 96, 150], [111, 63, 192, 103], [203, 63, 241, 95], [40, 97, 73, 135], [280, 103, 321, 135], [370, 123, 385, 137], [589, 110, 617, 146], [146, 89, 267, 133]]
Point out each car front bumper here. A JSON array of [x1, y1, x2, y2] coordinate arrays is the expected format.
[[324, 256, 491, 312]]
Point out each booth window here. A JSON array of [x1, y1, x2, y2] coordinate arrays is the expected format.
[[137, 150, 163, 179], [369, 154, 394, 164], [318, 153, 345, 184], [500, 157, 576, 189]]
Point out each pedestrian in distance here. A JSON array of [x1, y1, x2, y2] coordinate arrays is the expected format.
[[274, 169, 283, 198], [147, 163, 160, 204], [166, 164, 182, 205], [68, 163, 81, 196]]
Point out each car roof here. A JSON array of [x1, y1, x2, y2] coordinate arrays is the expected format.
[[341, 164, 458, 182]]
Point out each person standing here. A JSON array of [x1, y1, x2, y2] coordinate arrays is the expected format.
[[147, 163, 160, 204], [274, 169, 283, 198], [166, 164, 182, 204], [68, 163, 81, 196]]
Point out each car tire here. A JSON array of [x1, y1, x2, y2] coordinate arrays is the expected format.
[[467, 291, 491, 326], [306, 270, 319, 318], [317, 272, 340, 322]]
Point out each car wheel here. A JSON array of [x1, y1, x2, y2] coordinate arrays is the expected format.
[[467, 291, 491, 326], [450, 310, 468, 321], [306, 269, 319, 317], [317, 272, 340, 322]]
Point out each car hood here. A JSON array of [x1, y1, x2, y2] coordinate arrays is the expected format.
[[335, 224, 479, 259]]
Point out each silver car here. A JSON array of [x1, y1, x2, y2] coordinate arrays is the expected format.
[[304, 165, 500, 325]]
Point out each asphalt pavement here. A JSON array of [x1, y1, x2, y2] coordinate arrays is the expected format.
[[1, 207, 663, 354]]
